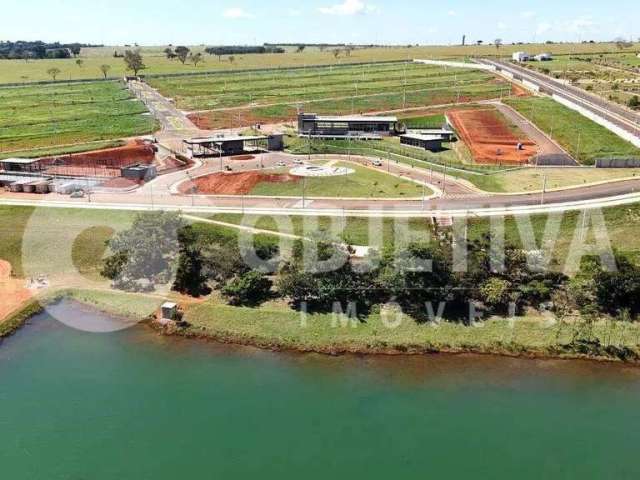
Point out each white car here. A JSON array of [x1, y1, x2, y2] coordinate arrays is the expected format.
[[373, 160, 383, 167], [294, 159, 304, 165], [276, 161, 287, 167], [70, 190, 85, 199]]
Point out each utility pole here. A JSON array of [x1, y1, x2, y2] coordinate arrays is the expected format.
[[541, 173, 547, 205]]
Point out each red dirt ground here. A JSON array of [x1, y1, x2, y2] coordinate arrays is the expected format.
[[511, 83, 530, 97], [40, 140, 156, 177], [0, 260, 32, 322], [180, 172, 299, 195], [447, 108, 537, 165]]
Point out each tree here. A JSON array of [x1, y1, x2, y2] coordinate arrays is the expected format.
[[333, 49, 341, 59], [628, 95, 640, 110], [479, 277, 513, 313], [494, 38, 503, 54], [123, 49, 146, 76], [99, 64, 111, 79], [163, 47, 176, 59], [222, 271, 273, 307], [101, 212, 185, 291], [174, 46, 190, 64], [46, 67, 61, 81], [189, 52, 204, 67], [75, 59, 84, 68], [69, 44, 82, 57], [173, 225, 209, 297], [614, 37, 633, 50], [296, 44, 306, 53], [345, 45, 354, 57], [228, 55, 235, 64]]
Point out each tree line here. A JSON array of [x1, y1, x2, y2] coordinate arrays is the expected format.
[[0, 41, 98, 60], [101, 213, 640, 326]]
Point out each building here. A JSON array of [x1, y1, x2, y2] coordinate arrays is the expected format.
[[534, 53, 553, 61], [512, 52, 530, 62], [298, 113, 399, 138], [183, 134, 283, 158], [400, 134, 445, 152], [406, 128, 456, 142], [0, 158, 45, 173]]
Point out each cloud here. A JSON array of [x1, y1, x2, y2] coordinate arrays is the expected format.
[[521, 11, 536, 19], [287, 9, 302, 17], [497, 21, 507, 31], [319, 0, 378, 16], [536, 22, 552, 36], [223, 7, 254, 19], [448, 10, 457, 16], [564, 16, 597, 33]]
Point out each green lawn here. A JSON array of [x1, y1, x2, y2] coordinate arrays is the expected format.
[[249, 161, 430, 198], [210, 213, 433, 246], [400, 113, 446, 128], [504, 97, 640, 165], [182, 297, 640, 360], [0, 81, 157, 154]]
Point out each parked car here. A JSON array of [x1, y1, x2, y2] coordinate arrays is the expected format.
[[70, 190, 85, 199], [373, 160, 383, 167]]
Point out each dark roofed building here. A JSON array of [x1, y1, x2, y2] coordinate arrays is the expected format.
[[298, 113, 398, 138]]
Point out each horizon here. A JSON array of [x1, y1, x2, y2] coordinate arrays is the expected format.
[[2, 0, 637, 46]]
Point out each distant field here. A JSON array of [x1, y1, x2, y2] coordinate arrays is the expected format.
[[0, 43, 633, 85], [158, 62, 508, 128], [504, 96, 640, 165], [523, 53, 640, 107], [0, 81, 157, 155]]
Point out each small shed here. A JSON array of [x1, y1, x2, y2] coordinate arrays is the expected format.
[[161, 302, 178, 321]]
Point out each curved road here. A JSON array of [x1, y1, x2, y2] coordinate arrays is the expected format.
[[3, 153, 640, 217]]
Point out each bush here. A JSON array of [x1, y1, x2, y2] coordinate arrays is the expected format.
[[222, 271, 273, 307]]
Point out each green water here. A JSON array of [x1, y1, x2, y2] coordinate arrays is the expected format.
[[2, 301, 640, 479]]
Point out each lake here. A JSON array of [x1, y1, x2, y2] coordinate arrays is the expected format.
[[1, 300, 640, 479]]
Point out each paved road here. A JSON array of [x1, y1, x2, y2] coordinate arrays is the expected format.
[[478, 59, 640, 140], [5, 152, 640, 216]]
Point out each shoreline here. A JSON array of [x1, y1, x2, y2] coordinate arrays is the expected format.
[[150, 317, 640, 366], [3, 290, 640, 366]]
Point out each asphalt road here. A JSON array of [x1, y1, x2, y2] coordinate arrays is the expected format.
[[4, 153, 640, 216]]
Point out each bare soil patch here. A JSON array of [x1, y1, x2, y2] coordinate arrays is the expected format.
[[180, 172, 299, 195], [448, 108, 537, 165], [39, 140, 156, 177], [0, 260, 32, 322]]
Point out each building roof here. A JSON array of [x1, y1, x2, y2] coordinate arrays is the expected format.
[[0, 158, 41, 164], [184, 135, 268, 145], [302, 114, 398, 123], [401, 133, 445, 141]]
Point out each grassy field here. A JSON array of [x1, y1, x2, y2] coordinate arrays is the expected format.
[[0, 81, 157, 155], [152, 62, 508, 129], [400, 113, 447, 128], [0, 43, 634, 85], [181, 296, 640, 360], [210, 213, 433, 246], [504, 96, 640, 165], [248, 161, 430, 198]]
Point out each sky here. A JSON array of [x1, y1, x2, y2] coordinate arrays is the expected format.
[[2, 0, 637, 46]]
